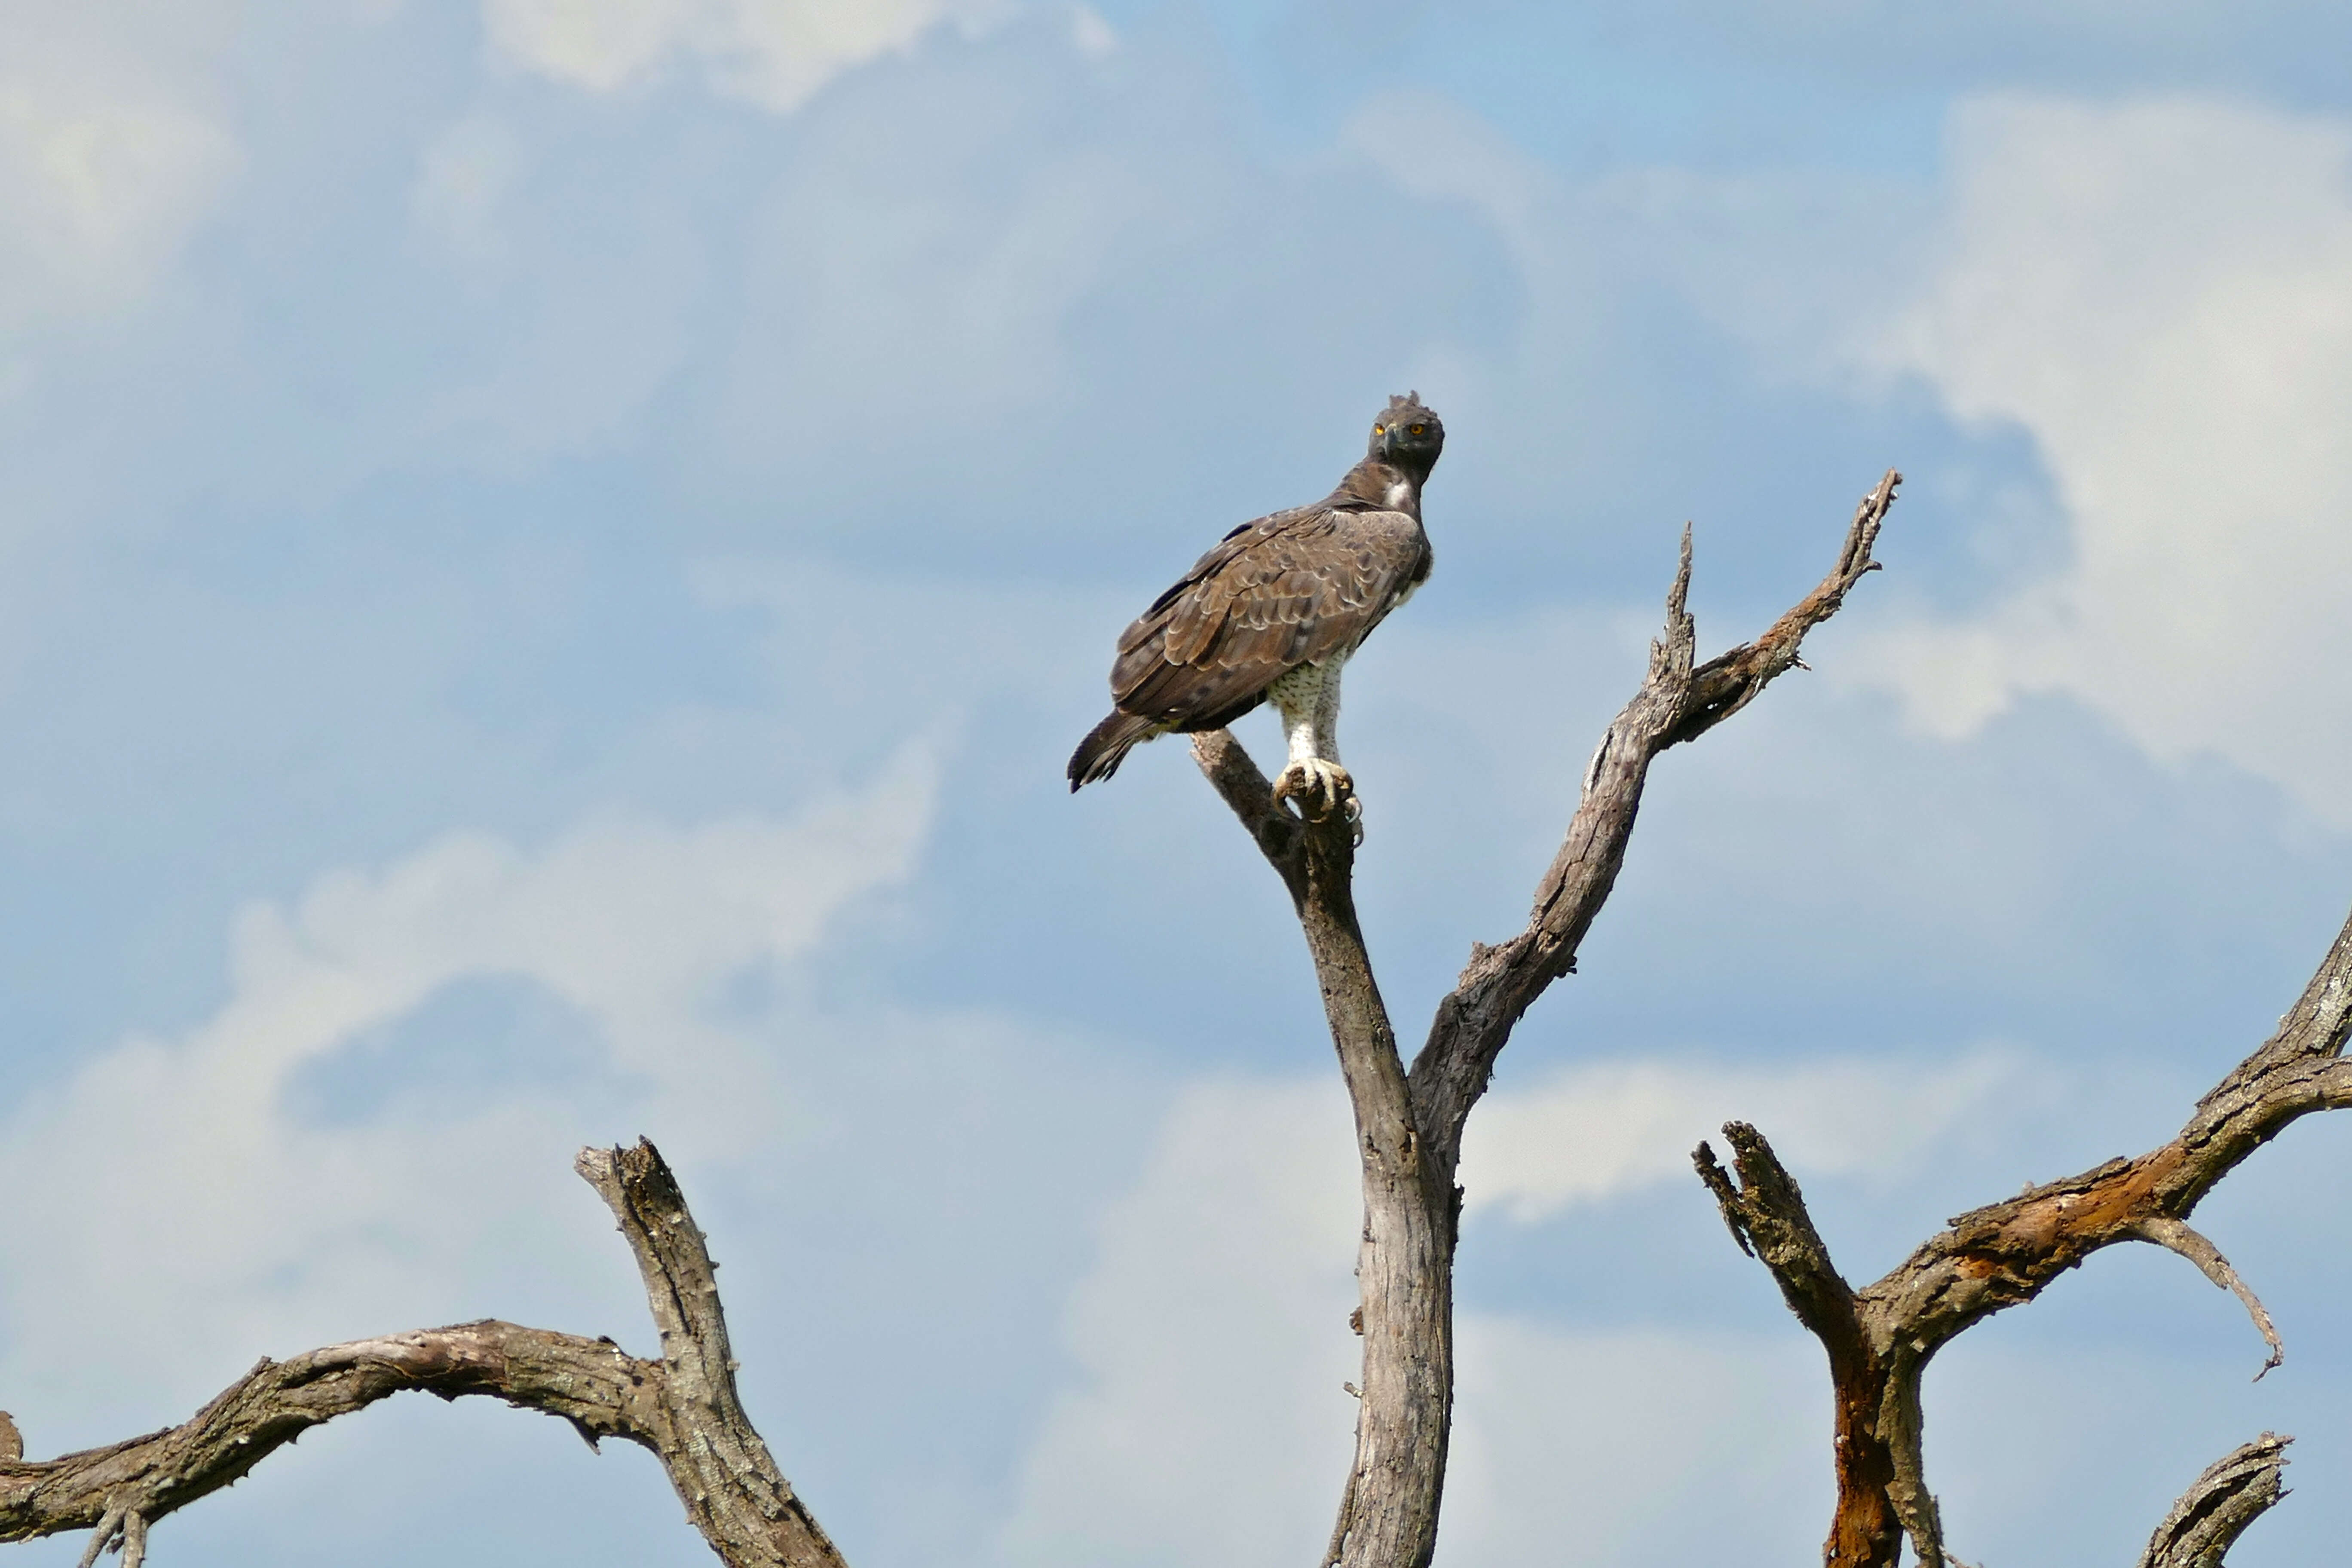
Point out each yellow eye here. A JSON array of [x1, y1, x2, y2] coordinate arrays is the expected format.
[[1373, 424, 1386, 435], [1409, 424, 1425, 435]]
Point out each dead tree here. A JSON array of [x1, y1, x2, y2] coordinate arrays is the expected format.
[[1695, 878, 2352, 1566], [1191, 471, 1904, 1568], [0, 1142, 843, 1568], [0, 465, 2308, 1568]]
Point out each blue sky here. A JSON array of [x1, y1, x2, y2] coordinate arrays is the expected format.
[[6, 3, 2352, 1565]]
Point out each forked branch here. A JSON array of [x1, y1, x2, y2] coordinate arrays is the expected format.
[[0, 1140, 842, 1568], [1412, 469, 1901, 1173], [1700, 901, 2352, 1567], [1195, 468, 1902, 1568]]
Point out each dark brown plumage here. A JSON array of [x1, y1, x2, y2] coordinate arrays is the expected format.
[[1068, 393, 1442, 793]]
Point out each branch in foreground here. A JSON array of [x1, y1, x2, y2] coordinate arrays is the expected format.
[[1699, 902, 2352, 1568], [0, 1139, 842, 1568], [2138, 1435, 2291, 1568], [1194, 469, 1901, 1568]]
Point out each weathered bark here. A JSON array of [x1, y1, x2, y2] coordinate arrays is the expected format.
[[1191, 734, 1456, 1568], [2137, 1435, 2291, 1568], [1196, 469, 1902, 1568], [1699, 901, 2352, 1567], [0, 1140, 842, 1568], [1410, 470, 1901, 1179], [1694, 1125, 1900, 1568]]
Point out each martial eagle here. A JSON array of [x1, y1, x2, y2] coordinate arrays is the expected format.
[[1067, 393, 1442, 813]]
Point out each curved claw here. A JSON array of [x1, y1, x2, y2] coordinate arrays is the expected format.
[[1273, 759, 1356, 826]]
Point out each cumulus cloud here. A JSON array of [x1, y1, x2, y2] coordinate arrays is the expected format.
[[999, 1055, 2004, 1564], [995, 1079, 1362, 1568], [0, 747, 934, 1431], [1853, 95, 2352, 824], [481, 0, 996, 112]]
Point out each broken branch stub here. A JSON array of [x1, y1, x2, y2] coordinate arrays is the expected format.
[[2138, 1435, 2291, 1568]]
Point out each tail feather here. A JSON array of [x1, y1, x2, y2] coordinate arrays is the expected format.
[[1068, 711, 1161, 790]]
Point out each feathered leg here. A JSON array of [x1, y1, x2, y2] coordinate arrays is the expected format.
[[1270, 657, 1357, 829]]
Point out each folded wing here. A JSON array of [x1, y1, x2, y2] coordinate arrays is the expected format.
[[1110, 505, 1424, 732]]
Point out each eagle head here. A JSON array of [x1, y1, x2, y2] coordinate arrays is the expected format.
[[1369, 392, 1443, 477]]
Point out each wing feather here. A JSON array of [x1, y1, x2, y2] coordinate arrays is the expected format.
[[1162, 580, 1229, 665], [1105, 502, 1431, 732]]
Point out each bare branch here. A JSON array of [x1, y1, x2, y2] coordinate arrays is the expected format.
[[1191, 729, 1307, 906], [1666, 470, 1899, 748], [1192, 469, 1899, 1568], [1192, 731, 1451, 1568], [577, 1139, 843, 1568], [0, 1321, 655, 1559], [0, 1139, 844, 1568], [2208, 901, 2352, 1089], [1703, 897, 2352, 1566], [2127, 1218, 2284, 1378], [1695, 1126, 1903, 1568], [1853, 907, 2352, 1364], [1693, 1125, 1854, 1341], [2138, 1436, 2291, 1568], [1411, 471, 1902, 1175], [72, 1507, 123, 1568]]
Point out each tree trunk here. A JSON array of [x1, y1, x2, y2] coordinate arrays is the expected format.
[[1194, 469, 1905, 1565]]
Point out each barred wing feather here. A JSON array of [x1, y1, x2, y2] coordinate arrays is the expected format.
[[1108, 505, 1425, 730]]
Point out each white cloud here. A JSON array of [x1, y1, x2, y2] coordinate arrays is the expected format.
[[0, 747, 934, 1432], [995, 1078, 1363, 1568], [482, 0, 991, 112], [1854, 95, 2352, 824], [999, 1057, 2006, 1565], [1461, 1050, 2021, 1223]]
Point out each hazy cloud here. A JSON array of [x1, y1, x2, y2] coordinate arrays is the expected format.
[[482, 0, 994, 111], [0, 10, 239, 337]]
